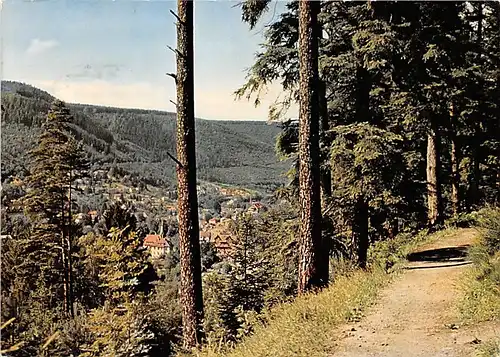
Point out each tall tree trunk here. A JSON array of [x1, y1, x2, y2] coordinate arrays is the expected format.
[[297, 0, 325, 294], [354, 199, 369, 269], [175, 0, 204, 349], [449, 103, 460, 217], [427, 123, 442, 227], [496, 3, 500, 205], [451, 136, 460, 217], [469, 124, 481, 207]]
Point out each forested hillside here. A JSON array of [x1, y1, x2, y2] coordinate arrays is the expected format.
[[1, 80, 287, 190]]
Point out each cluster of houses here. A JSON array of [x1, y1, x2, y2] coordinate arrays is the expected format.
[[143, 217, 235, 259], [71, 172, 268, 261], [143, 201, 267, 260]]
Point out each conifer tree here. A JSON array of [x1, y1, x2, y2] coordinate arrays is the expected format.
[[228, 214, 270, 312], [173, 0, 204, 349], [23, 99, 89, 318], [236, 0, 406, 267], [296, 0, 324, 293]]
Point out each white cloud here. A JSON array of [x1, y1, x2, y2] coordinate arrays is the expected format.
[[26, 39, 59, 56], [30, 79, 298, 121]]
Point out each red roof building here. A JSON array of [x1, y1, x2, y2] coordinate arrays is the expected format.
[[144, 234, 169, 258]]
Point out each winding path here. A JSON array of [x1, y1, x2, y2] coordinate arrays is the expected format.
[[330, 228, 499, 357]]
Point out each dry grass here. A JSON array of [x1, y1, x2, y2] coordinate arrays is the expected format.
[[458, 252, 500, 323], [475, 339, 500, 357], [458, 208, 500, 324], [187, 268, 388, 357]]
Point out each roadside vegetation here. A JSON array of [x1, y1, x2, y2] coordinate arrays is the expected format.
[[459, 207, 500, 323], [475, 339, 500, 357], [189, 227, 456, 357], [455, 207, 500, 357]]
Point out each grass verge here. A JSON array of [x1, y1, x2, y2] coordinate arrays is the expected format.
[[458, 207, 500, 324], [458, 251, 500, 323], [453, 207, 500, 357], [368, 226, 459, 273], [191, 267, 388, 357], [475, 339, 500, 357]]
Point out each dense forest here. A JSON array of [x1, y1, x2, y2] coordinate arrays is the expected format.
[[1, 0, 499, 356]]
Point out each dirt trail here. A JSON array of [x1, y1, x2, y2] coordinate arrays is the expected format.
[[330, 228, 499, 357]]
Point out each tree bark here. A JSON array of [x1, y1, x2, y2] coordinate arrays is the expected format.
[[354, 199, 369, 269], [451, 137, 460, 217], [495, 3, 500, 205], [427, 124, 443, 227], [175, 0, 204, 349], [297, 0, 325, 294]]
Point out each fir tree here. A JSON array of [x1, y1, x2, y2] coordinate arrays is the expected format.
[[22, 99, 89, 318]]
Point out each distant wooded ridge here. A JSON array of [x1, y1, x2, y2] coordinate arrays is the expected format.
[[1, 80, 289, 191]]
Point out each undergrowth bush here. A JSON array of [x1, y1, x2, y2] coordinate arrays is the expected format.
[[477, 207, 500, 255], [444, 211, 480, 229]]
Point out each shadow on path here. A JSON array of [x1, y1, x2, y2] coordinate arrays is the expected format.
[[404, 261, 472, 270], [407, 245, 470, 263]]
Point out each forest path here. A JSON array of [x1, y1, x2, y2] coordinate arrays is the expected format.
[[330, 228, 499, 357]]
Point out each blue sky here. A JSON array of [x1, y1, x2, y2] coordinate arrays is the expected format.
[[1, 0, 298, 120]]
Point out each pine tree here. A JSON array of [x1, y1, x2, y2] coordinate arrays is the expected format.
[[297, 0, 324, 293], [391, 2, 466, 227], [174, 0, 204, 349], [22, 99, 89, 318], [228, 214, 270, 312], [77, 226, 158, 357], [449, 102, 460, 217], [475, 1, 500, 205], [236, 0, 500, 267]]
